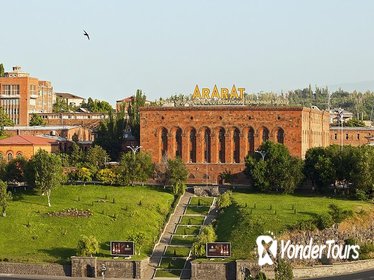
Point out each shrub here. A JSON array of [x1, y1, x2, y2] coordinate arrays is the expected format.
[[289, 220, 317, 231], [328, 204, 353, 223], [315, 214, 334, 230], [192, 225, 216, 257], [359, 242, 374, 260], [275, 258, 293, 280], [77, 235, 99, 257], [355, 189, 368, 201], [217, 191, 232, 209]]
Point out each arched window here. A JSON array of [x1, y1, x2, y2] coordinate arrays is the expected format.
[[7, 152, 13, 161], [233, 128, 240, 163], [248, 127, 254, 155], [219, 128, 225, 163], [161, 128, 168, 158], [16, 152, 23, 158], [190, 128, 196, 163], [277, 128, 284, 144], [175, 128, 182, 158], [262, 127, 269, 143], [204, 128, 211, 163]]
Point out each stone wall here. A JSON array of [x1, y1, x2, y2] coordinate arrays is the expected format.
[[190, 261, 236, 280], [0, 262, 70, 276], [71, 256, 146, 279]]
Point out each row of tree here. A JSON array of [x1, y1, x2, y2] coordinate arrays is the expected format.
[[245, 142, 374, 199]]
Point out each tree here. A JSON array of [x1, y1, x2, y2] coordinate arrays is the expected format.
[[94, 110, 126, 161], [77, 235, 99, 257], [85, 145, 110, 168], [217, 191, 233, 209], [275, 259, 293, 280], [0, 64, 4, 77], [27, 150, 63, 207], [128, 232, 147, 255], [117, 152, 154, 185], [81, 97, 113, 113], [192, 225, 216, 257], [75, 167, 92, 184], [69, 142, 84, 165], [0, 108, 14, 136], [96, 168, 116, 185], [345, 118, 365, 127], [245, 142, 303, 193], [127, 90, 146, 141], [0, 180, 12, 217], [5, 157, 27, 183], [165, 158, 188, 195], [29, 113, 45, 126]]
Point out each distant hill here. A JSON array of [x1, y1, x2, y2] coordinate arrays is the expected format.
[[329, 80, 374, 92]]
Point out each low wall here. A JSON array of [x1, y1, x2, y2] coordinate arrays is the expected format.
[[293, 259, 374, 279], [0, 261, 70, 276], [191, 261, 236, 280], [71, 256, 147, 279]]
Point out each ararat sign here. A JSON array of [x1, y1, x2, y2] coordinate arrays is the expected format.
[[192, 84, 245, 99]]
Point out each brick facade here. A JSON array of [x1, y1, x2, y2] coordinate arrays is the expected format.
[[330, 126, 374, 146], [140, 106, 329, 184]]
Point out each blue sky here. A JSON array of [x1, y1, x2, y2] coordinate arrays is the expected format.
[[1, 0, 374, 104]]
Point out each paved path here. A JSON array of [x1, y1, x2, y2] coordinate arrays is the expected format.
[[144, 192, 194, 279]]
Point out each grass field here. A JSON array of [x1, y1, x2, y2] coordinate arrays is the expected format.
[[155, 269, 181, 278], [164, 246, 191, 257], [0, 185, 175, 264], [185, 206, 211, 215], [229, 192, 372, 233], [159, 257, 186, 269], [175, 225, 200, 235], [189, 197, 214, 206], [179, 216, 205, 225], [170, 235, 195, 246]]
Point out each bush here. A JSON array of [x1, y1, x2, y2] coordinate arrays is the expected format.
[[217, 191, 232, 209], [359, 242, 374, 260], [328, 204, 353, 223], [172, 182, 185, 195], [76, 235, 99, 257], [289, 219, 317, 231], [355, 189, 368, 201], [275, 258, 293, 280], [315, 214, 334, 230], [192, 225, 216, 257]]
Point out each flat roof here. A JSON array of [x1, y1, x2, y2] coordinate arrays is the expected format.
[[4, 125, 80, 130], [330, 126, 374, 131]]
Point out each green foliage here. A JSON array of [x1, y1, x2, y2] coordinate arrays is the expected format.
[[52, 96, 77, 113], [0, 180, 12, 217], [76, 235, 99, 257], [165, 157, 188, 194], [328, 203, 353, 223], [127, 89, 147, 141], [81, 97, 113, 113], [74, 167, 92, 183], [27, 150, 64, 207], [275, 258, 293, 280], [128, 231, 147, 255], [192, 225, 216, 257], [94, 110, 126, 161], [245, 141, 304, 193], [217, 191, 232, 209], [5, 157, 27, 183], [69, 142, 84, 166], [345, 118, 365, 127], [315, 213, 334, 230], [172, 182, 185, 195], [85, 145, 109, 168], [0, 107, 14, 136], [118, 152, 154, 185], [29, 113, 45, 126], [0, 64, 4, 77], [359, 242, 374, 260], [96, 168, 116, 185]]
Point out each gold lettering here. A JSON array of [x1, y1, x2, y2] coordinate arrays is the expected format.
[[202, 88, 210, 98], [211, 85, 220, 98], [238, 88, 245, 99], [221, 88, 229, 99], [192, 85, 201, 99], [230, 85, 238, 98]]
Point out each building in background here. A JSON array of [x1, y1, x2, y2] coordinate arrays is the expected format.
[[330, 126, 374, 146], [140, 106, 330, 184], [55, 92, 85, 107], [0, 66, 54, 125], [35, 112, 107, 129]]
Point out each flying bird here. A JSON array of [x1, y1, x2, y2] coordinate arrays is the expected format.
[[83, 30, 90, 40]]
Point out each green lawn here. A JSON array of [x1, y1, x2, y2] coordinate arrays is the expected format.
[[0, 185, 175, 264], [159, 257, 186, 269], [155, 269, 181, 278], [230, 192, 372, 233], [164, 246, 191, 257], [189, 197, 214, 206], [170, 235, 195, 246], [175, 225, 200, 235], [185, 206, 211, 215], [179, 215, 205, 225]]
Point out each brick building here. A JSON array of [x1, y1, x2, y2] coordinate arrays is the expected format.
[[0, 135, 60, 162], [35, 112, 107, 128], [0, 66, 54, 125], [330, 126, 374, 146], [140, 106, 330, 184]]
